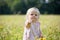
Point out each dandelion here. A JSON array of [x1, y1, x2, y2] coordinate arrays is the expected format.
[[39, 37, 46, 40]]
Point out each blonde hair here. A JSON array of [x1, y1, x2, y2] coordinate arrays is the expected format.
[[26, 7, 40, 20]]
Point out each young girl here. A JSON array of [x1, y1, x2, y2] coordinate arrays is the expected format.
[[23, 7, 43, 40]]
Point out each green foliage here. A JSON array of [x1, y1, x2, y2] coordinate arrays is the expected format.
[[0, 0, 11, 14], [0, 0, 60, 14]]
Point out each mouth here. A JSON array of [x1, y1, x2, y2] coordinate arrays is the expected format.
[[31, 17, 36, 19]]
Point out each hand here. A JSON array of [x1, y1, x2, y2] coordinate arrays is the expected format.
[[26, 22, 31, 29], [40, 34, 46, 40], [40, 37, 46, 40], [40, 34, 43, 38]]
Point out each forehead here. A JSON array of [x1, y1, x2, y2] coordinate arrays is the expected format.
[[30, 10, 38, 14]]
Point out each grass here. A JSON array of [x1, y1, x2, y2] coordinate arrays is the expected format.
[[0, 15, 60, 40]]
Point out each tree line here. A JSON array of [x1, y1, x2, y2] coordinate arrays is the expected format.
[[0, 0, 60, 14]]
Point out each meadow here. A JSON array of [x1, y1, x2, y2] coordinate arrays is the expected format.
[[0, 15, 60, 40]]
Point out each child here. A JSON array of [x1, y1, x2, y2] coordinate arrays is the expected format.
[[23, 7, 43, 40]]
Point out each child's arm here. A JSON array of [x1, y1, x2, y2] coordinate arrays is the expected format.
[[23, 26, 30, 40], [38, 22, 43, 38], [39, 29, 43, 38], [23, 28, 27, 40], [25, 21, 31, 40]]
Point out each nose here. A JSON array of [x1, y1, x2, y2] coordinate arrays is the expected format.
[[33, 14, 35, 16]]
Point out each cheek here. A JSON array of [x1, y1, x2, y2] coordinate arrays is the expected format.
[[28, 15, 32, 19], [29, 15, 31, 18]]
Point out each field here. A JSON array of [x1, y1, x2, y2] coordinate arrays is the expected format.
[[0, 15, 60, 40]]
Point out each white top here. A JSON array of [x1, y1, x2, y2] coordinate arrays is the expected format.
[[23, 21, 41, 40]]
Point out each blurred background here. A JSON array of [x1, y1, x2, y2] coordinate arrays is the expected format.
[[0, 0, 60, 15], [0, 0, 60, 40]]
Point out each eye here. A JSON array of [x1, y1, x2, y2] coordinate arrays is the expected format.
[[31, 14, 33, 16], [35, 14, 37, 16], [30, 14, 37, 16]]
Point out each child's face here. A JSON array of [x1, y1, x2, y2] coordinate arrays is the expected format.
[[29, 10, 38, 22]]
